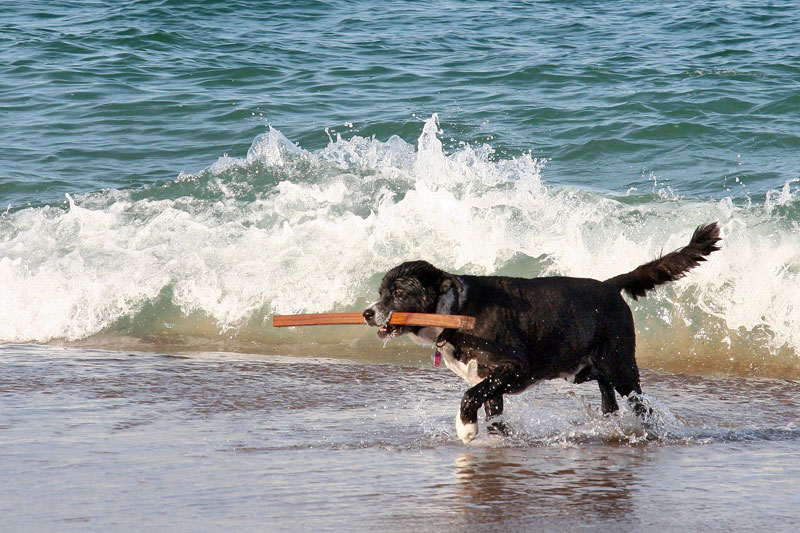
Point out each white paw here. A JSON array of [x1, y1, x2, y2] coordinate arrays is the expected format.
[[455, 413, 478, 443]]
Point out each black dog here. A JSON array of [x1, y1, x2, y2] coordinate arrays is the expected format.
[[363, 223, 721, 442]]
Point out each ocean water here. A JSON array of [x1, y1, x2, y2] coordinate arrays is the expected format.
[[2, 1, 800, 529]]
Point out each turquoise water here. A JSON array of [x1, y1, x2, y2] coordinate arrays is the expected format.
[[3, 2, 800, 529], [3, 1, 799, 204]]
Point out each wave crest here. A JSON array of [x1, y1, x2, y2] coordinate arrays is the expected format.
[[2, 116, 799, 378]]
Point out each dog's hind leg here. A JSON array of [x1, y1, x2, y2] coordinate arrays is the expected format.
[[597, 376, 620, 414], [603, 368, 652, 419], [594, 322, 646, 416], [571, 365, 619, 413], [457, 367, 520, 443]]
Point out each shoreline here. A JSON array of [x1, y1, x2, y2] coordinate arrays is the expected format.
[[5, 334, 799, 380]]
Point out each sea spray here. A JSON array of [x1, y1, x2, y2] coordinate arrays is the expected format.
[[1, 116, 799, 378]]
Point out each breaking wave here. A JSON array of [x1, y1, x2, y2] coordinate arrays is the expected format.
[[2, 115, 799, 378]]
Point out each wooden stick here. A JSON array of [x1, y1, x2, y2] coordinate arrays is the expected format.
[[272, 312, 475, 330]]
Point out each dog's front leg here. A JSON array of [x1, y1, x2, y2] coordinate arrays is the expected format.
[[484, 396, 511, 436], [456, 367, 519, 443]]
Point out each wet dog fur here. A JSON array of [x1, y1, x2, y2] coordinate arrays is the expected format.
[[363, 223, 721, 443]]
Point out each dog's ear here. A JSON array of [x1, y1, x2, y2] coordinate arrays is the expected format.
[[440, 274, 463, 295]]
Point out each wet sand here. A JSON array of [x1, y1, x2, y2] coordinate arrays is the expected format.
[[2, 345, 799, 530]]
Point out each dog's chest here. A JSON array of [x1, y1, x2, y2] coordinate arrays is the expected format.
[[408, 328, 484, 386], [437, 343, 484, 386]]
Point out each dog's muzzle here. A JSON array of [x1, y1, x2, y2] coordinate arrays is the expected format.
[[362, 307, 406, 340]]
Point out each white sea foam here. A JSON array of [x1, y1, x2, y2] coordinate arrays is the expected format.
[[1, 116, 799, 375]]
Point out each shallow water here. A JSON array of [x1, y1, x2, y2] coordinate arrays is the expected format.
[[3, 345, 799, 530]]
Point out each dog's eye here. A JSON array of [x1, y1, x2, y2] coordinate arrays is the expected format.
[[391, 288, 405, 297]]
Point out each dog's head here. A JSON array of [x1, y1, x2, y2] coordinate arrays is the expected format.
[[362, 260, 462, 340]]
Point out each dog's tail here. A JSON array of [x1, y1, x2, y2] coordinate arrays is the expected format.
[[605, 223, 721, 300]]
